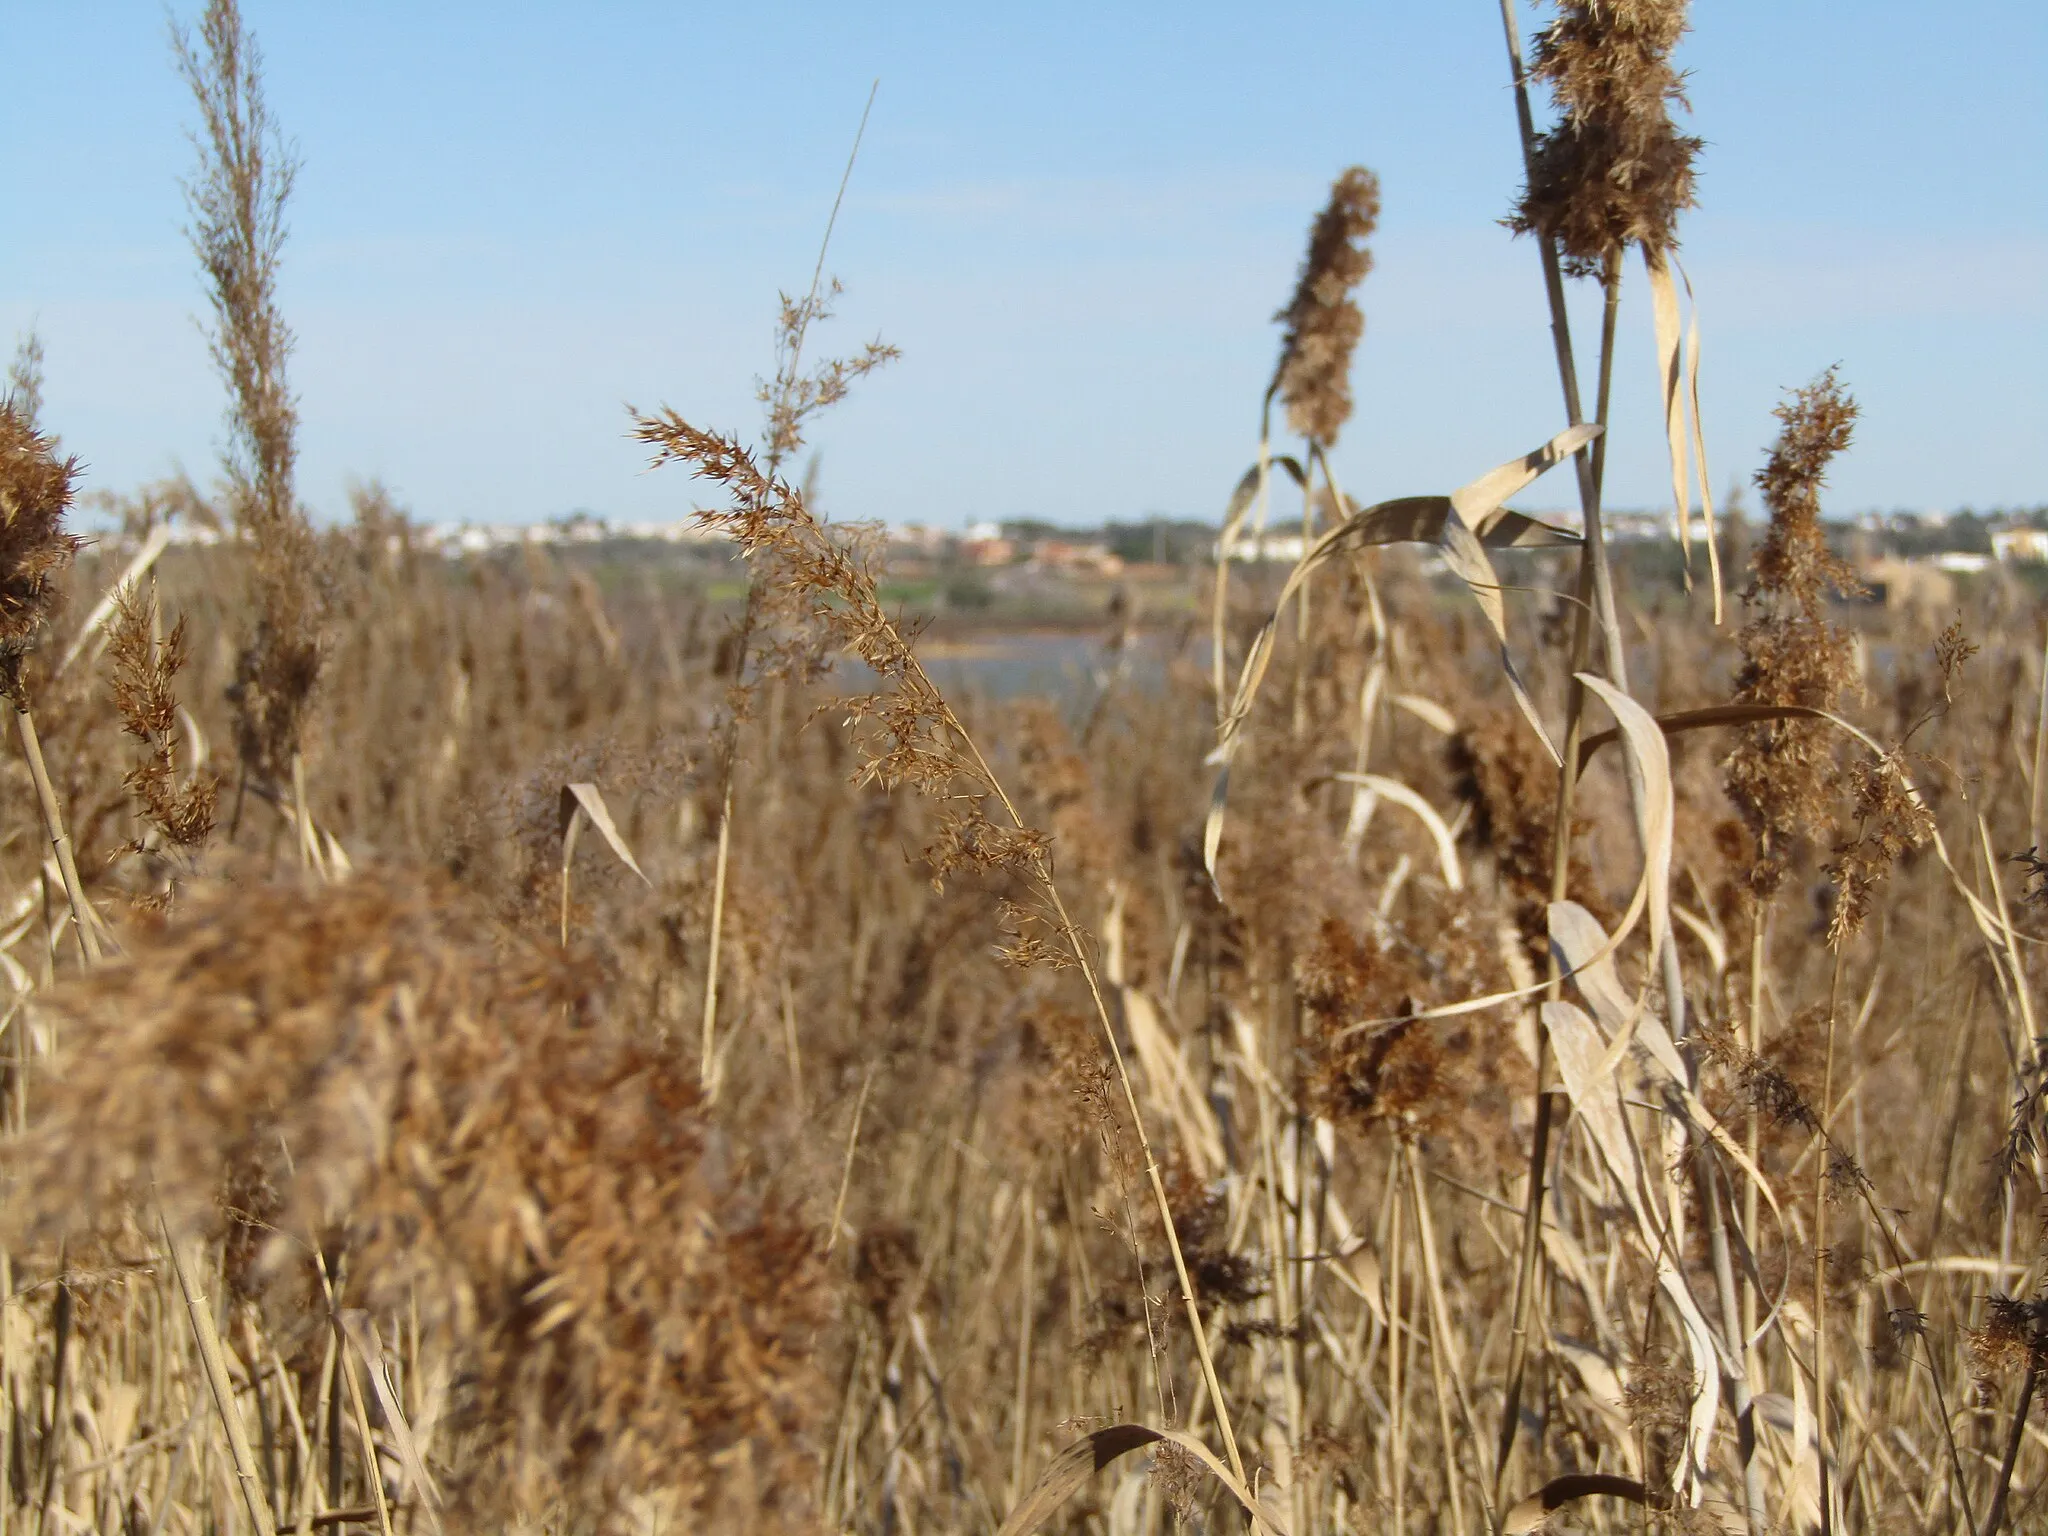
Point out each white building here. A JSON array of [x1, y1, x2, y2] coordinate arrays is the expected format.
[[1993, 528, 2048, 563]]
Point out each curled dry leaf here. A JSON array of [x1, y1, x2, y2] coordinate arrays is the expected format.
[[1545, 996, 1721, 1498], [1575, 672, 1672, 965], [1332, 772, 1463, 890], [560, 782, 651, 885], [996, 1424, 1286, 1536], [1203, 424, 1595, 888]]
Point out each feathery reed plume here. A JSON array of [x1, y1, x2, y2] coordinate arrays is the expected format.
[[5, 330, 47, 429], [1718, 374, 1887, 1535], [1746, 369, 1859, 615], [692, 94, 890, 1097], [5, 868, 471, 1245], [107, 586, 219, 894], [1999, 1043, 2048, 1186], [695, 302, 892, 1098], [1272, 166, 1380, 448], [175, 0, 325, 793], [9, 866, 827, 1529], [1300, 908, 1518, 1168], [1160, 1160, 1265, 1311], [1970, 1295, 2048, 1393], [1623, 1352, 1696, 1492], [1301, 916, 1459, 1143], [0, 405, 83, 697], [1824, 746, 1933, 946], [0, 402, 97, 966], [1692, 1018, 1818, 1135], [631, 416, 1255, 1481], [758, 82, 887, 485], [761, 283, 898, 481], [1509, 0, 1701, 275], [632, 418, 1054, 908], [1972, 1295, 2048, 1536], [1724, 369, 1861, 901]]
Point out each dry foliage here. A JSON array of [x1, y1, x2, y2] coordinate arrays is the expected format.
[[176, 0, 326, 789], [1511, 0, 1702, 273], [13, 867, 826, 1530], [0, 404, 84, 695], [1273, 166, 1381, 447], [0, 9, 2042, 1536], [1725, 370, 1864, 901]]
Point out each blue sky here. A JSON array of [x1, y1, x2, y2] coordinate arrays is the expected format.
[[3, 1, 2043, 530]]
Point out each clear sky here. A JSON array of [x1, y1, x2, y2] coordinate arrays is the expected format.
[[3, 1, 2043, 530]]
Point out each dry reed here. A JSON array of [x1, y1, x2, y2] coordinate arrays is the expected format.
[[0, 9, 2036, 1535]]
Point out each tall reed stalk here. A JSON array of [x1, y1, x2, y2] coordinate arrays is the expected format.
[[696, 82, 885, 1096]]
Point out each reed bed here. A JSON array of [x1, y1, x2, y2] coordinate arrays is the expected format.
[[1, 1, 2041, 1532]]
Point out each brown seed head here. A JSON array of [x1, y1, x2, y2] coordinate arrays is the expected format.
[[1510, 0, 1702, 276], [757, 279, 899, 478], [1299, 914, 1497, 1147], [1749, 368, 1860, 615], [1273, 166, 1381, 446], [0, 404, 84, 695], [109, 586, 220, 860], [1725, 371, 1862, 901], [1970, 1295, 2048, 1380], [10, 866, 827, 1527], [1162, 1157, 1264, 1308], [1825, 749, 1934, 946], [631, 413, 1059, 913], [176, 0, 328, 786], [1692, 1017, 1817, 1134]]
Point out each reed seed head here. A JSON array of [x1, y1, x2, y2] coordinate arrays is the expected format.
[[176, 0, 327, 787], [0, 403, 84, 697], [1693, 1018, 1817, 1134], [10, 866, 827, 1528], [1299, 913, 1503, 1150], [758, 279, 899, 478], [1824, 748, 1933, 946], [631, 414, 1059, 912], [1750, 368, 1860, 616], [1725, 370, 1863, 901], [1970, 1295, 2048, 1380], [1511, 0, 1701, 276], [1273, 166, 1381, 447], [175, 0, 300, 535], [109, 586, 220, 863]]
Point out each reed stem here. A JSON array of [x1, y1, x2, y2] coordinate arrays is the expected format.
[[8, 702, 101, 968], [160, 1216, 269, 1536]]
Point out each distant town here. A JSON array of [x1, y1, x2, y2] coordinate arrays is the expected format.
[[143, 502, 2048, 620], [408, 503, 2048, 564]]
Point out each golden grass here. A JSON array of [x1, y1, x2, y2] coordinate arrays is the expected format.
[[1, 2, 2044, 1533], [7, 455, 2043, 1534]]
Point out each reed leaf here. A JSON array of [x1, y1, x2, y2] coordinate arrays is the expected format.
[[996, 1424, 1285, 1536]]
